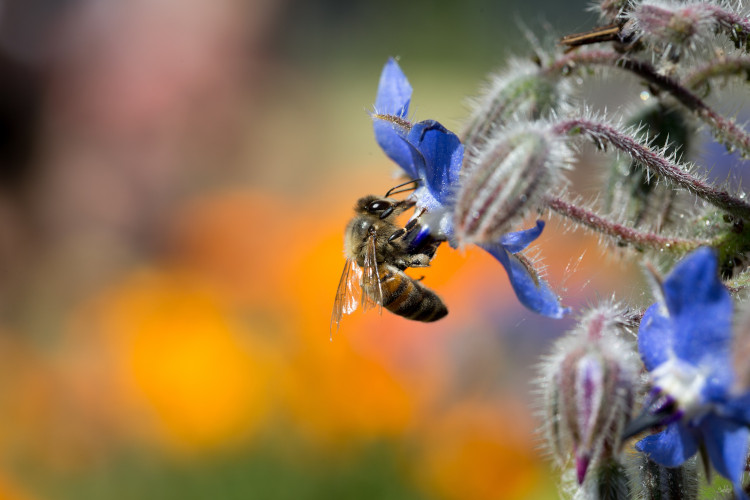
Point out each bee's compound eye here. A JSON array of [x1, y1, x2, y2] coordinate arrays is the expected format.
[[366, 200, 391, 213]]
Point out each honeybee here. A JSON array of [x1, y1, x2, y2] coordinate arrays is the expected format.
[[331, 181, 448, 333]]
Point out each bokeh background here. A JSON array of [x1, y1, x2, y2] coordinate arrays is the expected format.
[[0, 0, 651, 498]]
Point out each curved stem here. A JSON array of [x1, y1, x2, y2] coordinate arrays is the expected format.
[[553, 118, 750, 220], [683, 55, 750, 90], [549, 51, 750, 158], [545, 49, 621, 75], [616, 58, 750, 157], [544, 195, 709, 253]]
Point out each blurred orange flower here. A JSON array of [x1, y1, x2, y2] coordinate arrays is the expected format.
[[165, 190, 302, 309], [280, 329, 416, 448], [413, 400, 548, 500], [0, 472, 36, 500], [0, 333, 84, 468], [95, 187, 421, 452], [77, 269, 278, 454]]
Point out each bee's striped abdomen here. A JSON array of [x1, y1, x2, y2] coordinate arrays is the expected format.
[[379, 267, 448, 322]]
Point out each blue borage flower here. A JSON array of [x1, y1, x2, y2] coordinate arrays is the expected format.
[[372, 58, 568, 318], [628, 248, 750, 499]]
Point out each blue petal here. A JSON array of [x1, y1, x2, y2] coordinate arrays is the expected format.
[[375, 58, 411, 118], [500, 220, 545, 254], [638, 303, 674, 372], [699, 414, 749, 486], [724, 392, 750, 425], [635, 423, 698, 467], [405, 120, 463, 204], [661, 248, 733, 368], [373, 118, 421, 179], [480, 243, 569, 318]]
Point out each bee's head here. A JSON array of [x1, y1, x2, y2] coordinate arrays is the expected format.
[[355, 195, 398, 219], [356, 193, 417, 220]]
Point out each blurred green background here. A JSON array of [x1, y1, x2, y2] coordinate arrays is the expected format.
[[0, 0, 645, 499]]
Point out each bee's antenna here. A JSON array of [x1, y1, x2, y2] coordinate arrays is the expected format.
[[385, 178, 421, 198]]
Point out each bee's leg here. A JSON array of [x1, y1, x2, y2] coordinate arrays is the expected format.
[[419, 240, 442, 260], [404, 254, 432, 268], [403, 215, 421, 233], [380, 198, 416, 219], [396, 209, 427, 238], [388, 228, 407, 242], [388, 211, 427, 243]]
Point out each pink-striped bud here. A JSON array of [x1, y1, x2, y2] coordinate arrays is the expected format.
[[540, 303, 639, 485], [462, 58, 571, 161], [454, 122, 571, 247], [622, 1, 746, 60]]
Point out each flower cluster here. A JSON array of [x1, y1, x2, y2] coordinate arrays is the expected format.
[[630, 248, 750, 499], [350, 0, 750, 497], [538, 249, 750, 499], [622, 0, 750, 59], [372, 58, 568, 318]]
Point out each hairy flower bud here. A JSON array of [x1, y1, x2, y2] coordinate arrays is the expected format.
[[631, 454, 698, 500], [540, 303, 639, 485], [462, 58, 571, 162], [593, 0, 630, 23], [454, 122, 571, 246], [622, 1, 746, 60], [573, 459, 631, 500]]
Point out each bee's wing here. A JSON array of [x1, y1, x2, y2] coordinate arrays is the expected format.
[[331, 258, 363, 334], [361, 231, 384, 314]]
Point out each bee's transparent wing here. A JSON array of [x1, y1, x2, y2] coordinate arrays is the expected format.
[[361, 231, 384, 314], [331, 258, 363, 334]]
